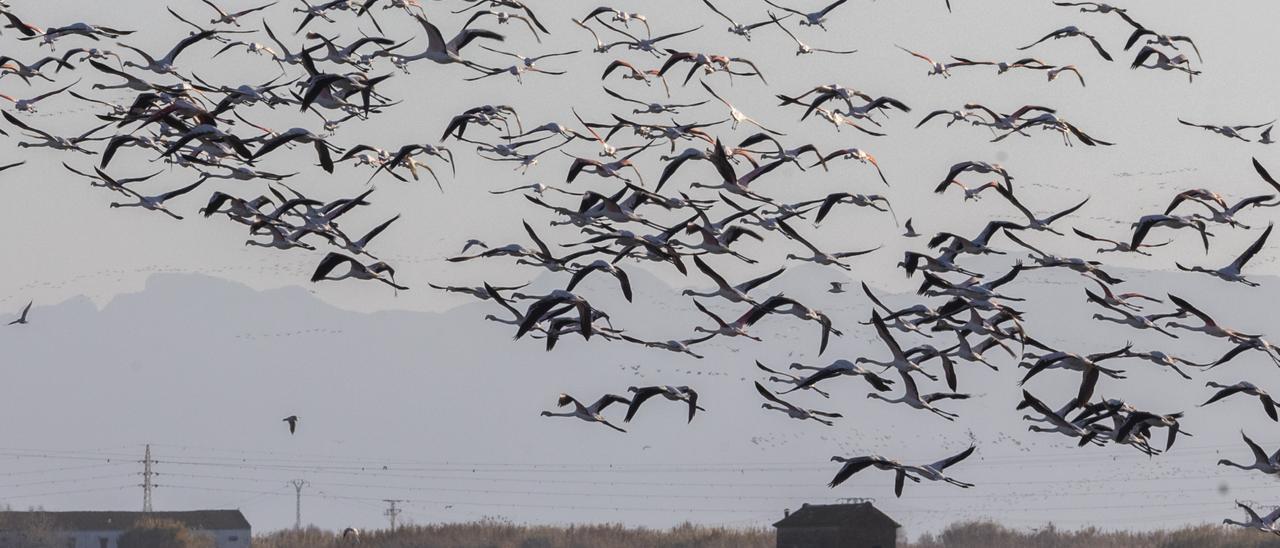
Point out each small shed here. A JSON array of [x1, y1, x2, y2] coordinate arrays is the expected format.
[[773, 502, 900, 548]]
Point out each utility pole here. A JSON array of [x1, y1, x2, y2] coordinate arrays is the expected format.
[[141, 444, 154, 513], [289, 480, 309, 530], [383, 499, 403, 531]]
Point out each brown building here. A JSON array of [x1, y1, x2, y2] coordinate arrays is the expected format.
[[773, 502, 900, 548]]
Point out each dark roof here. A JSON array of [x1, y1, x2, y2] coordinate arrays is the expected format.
[[773, 503, 901, 529], [0, 510, 250, 532]]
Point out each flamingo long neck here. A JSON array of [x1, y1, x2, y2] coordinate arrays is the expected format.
[[1220, 460, 1252, 471], [868, 393, 903, 404]]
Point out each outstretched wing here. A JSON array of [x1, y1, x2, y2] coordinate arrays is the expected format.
[[929, 444, 976, 471], [1241, 431, 1270, 465], [754, 381, 797, 412], [1230, 223, 1272, 271], [310, 252, 358, 282], [623, 387, 664, 422], [828, 456, 878, 488], [592, 393, 631, 413], [2, 110, 55, 141], [1254, 158, 1280, 193]]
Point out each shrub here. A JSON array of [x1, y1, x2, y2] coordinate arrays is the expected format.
[[117, 517, 215, 548]]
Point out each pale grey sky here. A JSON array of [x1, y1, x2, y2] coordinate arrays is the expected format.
[[2, 0, 1280, 538]]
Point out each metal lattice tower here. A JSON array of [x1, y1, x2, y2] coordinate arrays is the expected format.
[[383, 499, 403, 531], [290, 480, 309, 530], [141, 444, 154, 513]]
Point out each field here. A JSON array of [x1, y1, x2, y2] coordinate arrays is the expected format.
[[911, 522, 1280, 548], [251, 520, 1280, 548], [254, 521, 772, 548]]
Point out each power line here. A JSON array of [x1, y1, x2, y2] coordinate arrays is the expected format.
[[130, 437, 1280, 467], [0, 462, 131, 478], [143, 441, 1241, 470], [0, 438, 1263, 471], [0, 450, 136, 463], [0, 484, 136, 503], [143, 456, 1253, 488], [0, 473, 137, 490], [130, 470, 1269, 502], [152, 482, 1241, 517], [154, 484, 801, 514], [0, 445, 1250, 495]]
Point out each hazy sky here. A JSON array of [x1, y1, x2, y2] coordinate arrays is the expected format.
[[2, 0, 1280, 538]]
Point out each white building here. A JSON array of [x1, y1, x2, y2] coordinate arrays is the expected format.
[[0, 510, 251, 548]]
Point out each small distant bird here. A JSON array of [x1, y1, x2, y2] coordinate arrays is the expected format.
[[342, 527, 360, 539], [460, 239, 488, 253], [282, 415, 298, 434], [903, 218, 921, 238], [829, 282, 846, 293], [8, 300, 31, 325]]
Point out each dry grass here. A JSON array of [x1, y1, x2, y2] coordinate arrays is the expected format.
[[908, 521, 1280, 548], [254, 519, 773, 548], [255, 519, 1280, 548]]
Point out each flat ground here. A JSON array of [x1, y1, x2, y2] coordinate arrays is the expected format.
[[253, 521, 1280, 548]]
